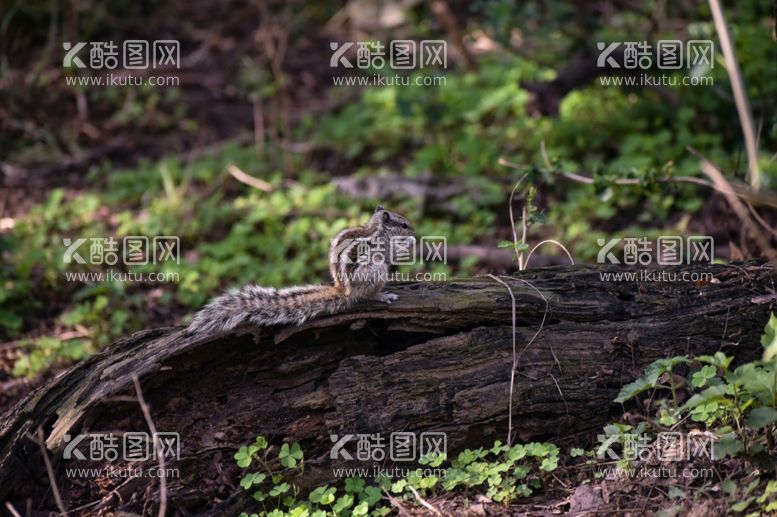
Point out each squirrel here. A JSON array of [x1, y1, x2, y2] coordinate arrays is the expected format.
[[186, 206, 416, 335]]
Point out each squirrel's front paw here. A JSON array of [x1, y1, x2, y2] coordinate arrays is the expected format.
[[375, 292, 399, 304]]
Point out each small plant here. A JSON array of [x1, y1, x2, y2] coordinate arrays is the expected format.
[[437, 440, 560, 503], [496, 170, 574, 271], [235, 436, 390, 516], [235, 436, 562, 515], [613, 313, 777, 460]]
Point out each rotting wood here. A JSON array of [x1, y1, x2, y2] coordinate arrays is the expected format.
[[0, 262, 772, 514]]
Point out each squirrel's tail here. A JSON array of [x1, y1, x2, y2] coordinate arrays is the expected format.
[[186, 284, 348, 336]]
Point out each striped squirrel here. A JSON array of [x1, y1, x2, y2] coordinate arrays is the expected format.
[[186, 206, 415, 335]]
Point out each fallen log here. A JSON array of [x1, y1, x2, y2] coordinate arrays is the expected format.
[[0, 262, 773, 515]]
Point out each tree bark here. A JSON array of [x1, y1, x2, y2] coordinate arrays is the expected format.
[[0, 262, 773, 515]]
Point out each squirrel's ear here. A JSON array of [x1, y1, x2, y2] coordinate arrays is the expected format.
[[374, 205, 384, 213], [382, 211, 390, 223]]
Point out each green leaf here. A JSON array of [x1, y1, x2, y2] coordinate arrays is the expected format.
[[614, 356, 688, 403], [713, 436, 744, 460], [691, 365, 717, 388], [279, 442, 304, 468], [615, 377, 658, 404], [240, 472, 266, 489], [721, 479, 736, 496], [332, 494, 354, 513], [731, 497, 754, 513], [761, 312, 777, 361], [697, 351, 733, 371], [390, 479, 407, 494], [745, 406, 777, 429], [540, 457, 558, 471], [234, 445, 257, 468], [456, 449, 479, 465], [361, 486, 382, 506], [681, 384, 729, 412], [269, 482, 290, 497], [345, 477, 365, 494], [745, 478, 761, 496]]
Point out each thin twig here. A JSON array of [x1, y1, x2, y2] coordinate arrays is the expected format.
[[689, 146, 777, 264], [430, 0, 478, 71], [708, 0, 761, 189], [559, 169, 777, 209], [384, 490, 411, 516], [406, 485, 443, 516], [487, 274, 518, 446], [525, 239, 575, 268], [486, 275, 550, 447], [33, 427, 67, 516], [520, 205, 528, 269], [747, 202, 777, 239], [132, 374, 167, 517], [549, 373, 569, 414], [4, 502, 22, 517], [540, 140, 552, 169], [505, 174, 528, 269], [227, 163, 273, 192], [513, 278, 550, 368]]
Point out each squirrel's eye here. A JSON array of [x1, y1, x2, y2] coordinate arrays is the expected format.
[[401, 223, 408, 229]]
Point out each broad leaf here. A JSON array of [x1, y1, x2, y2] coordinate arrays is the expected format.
[[761, 312, 777, 361], [745, 406, 777, 429]]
